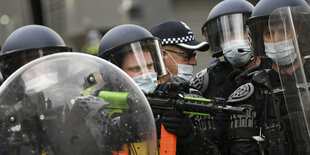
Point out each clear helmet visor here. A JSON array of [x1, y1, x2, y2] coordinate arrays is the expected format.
[[202, 13, 251, 57], [218, 14, 250, 50], [269, 4, 310, 154], [103, 38, 167, 79], [0, 46, 73, 80], [0, 53, 156, 154], [267, 5, 310, 66], [248, 15, 269, 57]]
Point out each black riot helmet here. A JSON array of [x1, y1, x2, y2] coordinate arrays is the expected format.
[[0, 25, 73, 80], [202, 0, 254, 58], [248, 0, 307, 57], [98, 24, 167, 77]]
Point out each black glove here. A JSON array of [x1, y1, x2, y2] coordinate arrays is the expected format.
[[162, 110, 194, 138]]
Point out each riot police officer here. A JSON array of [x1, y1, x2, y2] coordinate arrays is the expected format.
[[97, 24, 216, 154], [0, 25, 73, 82], [193, 0, 272, 102], [243, 0, 310, 154], [189, 1, 271, 154], [149, 21, 224, 154], [97, 24, 167, 154]]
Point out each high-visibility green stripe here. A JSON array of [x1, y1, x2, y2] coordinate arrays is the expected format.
[[183, 97, 212, 102], [183, 111, 210, 116]]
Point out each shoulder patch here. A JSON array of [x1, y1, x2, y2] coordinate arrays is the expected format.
[[227, 83, 254, 103], [190, 68, 209, 93]]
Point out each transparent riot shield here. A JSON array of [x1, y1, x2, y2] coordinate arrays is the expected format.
[[269, 4, 310, 154], [0, 52, 156, 155]]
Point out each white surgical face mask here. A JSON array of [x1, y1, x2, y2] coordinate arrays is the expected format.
[[24, 73, 58, 95], [133, 72, 158, 94], [171, 64, 194, 83], [166, 51, 194, 83], [264, 39, 296, 66], [222, 40, 252, 67]]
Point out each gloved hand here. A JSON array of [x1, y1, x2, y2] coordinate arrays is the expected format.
[[162, 110, 194, 138]]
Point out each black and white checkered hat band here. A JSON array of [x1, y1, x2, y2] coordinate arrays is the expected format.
[[161, 35, 195, 45]]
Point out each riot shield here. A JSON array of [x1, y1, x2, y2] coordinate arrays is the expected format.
[[0, 52, 156, 155], [269, 4, 310, 154]]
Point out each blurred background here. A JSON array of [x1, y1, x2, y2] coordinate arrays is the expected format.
[[0, 0, 262, 73]]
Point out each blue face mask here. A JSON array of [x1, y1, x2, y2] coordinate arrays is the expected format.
[[264, 39, 296, 66], [170, 64, 194, 83], [222, 40, 252, 67], [133, 72, 158, 94], [166, 51, 194, 83]]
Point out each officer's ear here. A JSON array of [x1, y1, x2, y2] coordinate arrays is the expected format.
[[162, 48, 169, 59], [163, 50, 167, 56]]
